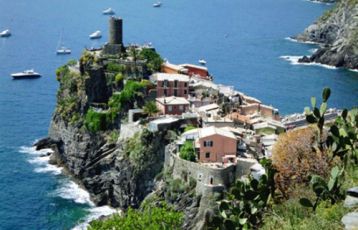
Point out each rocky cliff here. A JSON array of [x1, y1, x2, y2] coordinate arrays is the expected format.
[[296, 0, 358, 69], [35, 51, 211, 229]]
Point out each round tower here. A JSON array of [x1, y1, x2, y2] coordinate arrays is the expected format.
[[109, 17, 123, 45]]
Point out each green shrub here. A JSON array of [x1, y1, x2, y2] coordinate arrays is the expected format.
[[184, 125, 197, 132], [143, 101, 159, 117], [115, 73, 124, 84], [84, 108, 109, 132], [108, 80, 147, 114], [139, 48, 163, 73], [179, 140, 196, 162], [262, 199, 348, 230], [88, 205, 183, 230], [107, 62, 125, 73]]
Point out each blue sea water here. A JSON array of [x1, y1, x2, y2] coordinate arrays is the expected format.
[[0, 0, 357, 229]]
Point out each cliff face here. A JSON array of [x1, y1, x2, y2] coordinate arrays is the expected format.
[[48, 115, 166, 207], [296, 0, 358, 69], [37, 58, 166, 208]]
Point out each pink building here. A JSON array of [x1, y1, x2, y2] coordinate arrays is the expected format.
[[196, 127, 238, 163], [156, 96, 190, 115], [152, 73, 189, 98]]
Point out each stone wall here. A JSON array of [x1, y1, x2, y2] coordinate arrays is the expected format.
[[165, 144, 257, 196]]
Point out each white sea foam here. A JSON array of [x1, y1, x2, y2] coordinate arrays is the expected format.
[[54, 180, 94, 205], [309, 48, 318, 54], [348, 68, 358, 73], [20, 144, 118, 229], [304, 0, 333, 5], [280, 55, 338, 70], [20, 146, 62, 175], [284, 37, 319, 45], [72, 206, 119, 230]]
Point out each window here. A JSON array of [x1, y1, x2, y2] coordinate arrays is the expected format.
[[174, 80, 178, 88], [168, 105, 173, 112], [184, 90, 187, 95], [164, 89, 167, 96], [179, 105, 184, 111], [174, 89, 178, 96], [163, 80, 168, 87], [197, 173, 203, 182], [209, 176, 214, 185], [205, 152, 210, 158], [184, 82, 188, 87], [204, 140, 213, 147]]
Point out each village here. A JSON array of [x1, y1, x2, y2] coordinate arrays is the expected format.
[[72, 17, 341, 196]]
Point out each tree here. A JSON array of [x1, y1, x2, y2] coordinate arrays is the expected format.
[[143, 101, 159, 117], [139, 48, 163, 73], [179, 140, 196, 162], [272, 127, 329, 196]]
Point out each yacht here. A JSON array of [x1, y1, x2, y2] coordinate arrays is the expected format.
[[89, 30, 102, 39], [56, 31, 71, 55], [198, 59, 207, 65], [102, 8, 115, 15], [11, 69, 41, 79], [153, 2, 162, 7], [0, 29, 11, 37], [56, 46, 71, 55]]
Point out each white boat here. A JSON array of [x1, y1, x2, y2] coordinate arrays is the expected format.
[[89, 30, 102, 39], [11, 69, 41, 79], [56, 31, 71, 55], [56, 46, 71, 55], [153, 2, 162, 7], [0, 29, 11, 37], [198, 59, 206, 65], [102, 8, 115, 15]]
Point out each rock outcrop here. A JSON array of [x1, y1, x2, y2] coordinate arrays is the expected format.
[[295, 0, 358, 70]]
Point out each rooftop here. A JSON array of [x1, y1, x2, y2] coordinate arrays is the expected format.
[[152, 73, 190, 82], [198, 126, 237, 139], [197, 103, 219, 113], [156, 96, 190, 105], [179, 63, 208, 71]]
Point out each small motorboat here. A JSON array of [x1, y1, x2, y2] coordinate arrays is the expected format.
[[102, 8, 115, 15], [11, 69, 41, 79], [56, 46, 71, 55], [198, 59, 207, 65], [153, 2, 162, 7], [89, 30, 102, 39], [0, 29, 11, 37]]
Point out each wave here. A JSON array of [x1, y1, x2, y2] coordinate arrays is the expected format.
[[53, 180, 94, 205], [309, 48, 318, 54], [20, 146, 62, 175], [20, 144, 119, 229], [284, 37, 319, 45], [304, 0, 333, 5], [280, 55, 338, 70], [72, 206, 119, 230], [348, 68, 358, 73]]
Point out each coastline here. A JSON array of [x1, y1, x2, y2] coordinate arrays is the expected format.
[[20, 143, 119, 229]]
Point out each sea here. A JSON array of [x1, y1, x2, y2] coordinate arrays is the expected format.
[[0, 0, 357, 229]]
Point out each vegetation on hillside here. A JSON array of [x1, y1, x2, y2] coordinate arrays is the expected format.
[[88, 204, 183, 230], [139, 48, 163, 73], [208, 88, 357, 229], [179, 140, 197, 162]]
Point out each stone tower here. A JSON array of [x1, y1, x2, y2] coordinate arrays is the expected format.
[[109, 17, 123, 45]]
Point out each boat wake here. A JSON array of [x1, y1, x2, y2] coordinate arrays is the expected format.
[[19, 144, 118, 229], [280, 55, 338, 70]]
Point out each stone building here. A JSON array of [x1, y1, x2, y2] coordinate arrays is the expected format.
[[151, 73, 189, 98], [156, 96, 190, 115]]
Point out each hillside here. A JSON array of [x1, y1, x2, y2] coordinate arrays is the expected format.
[[296, 0, 358, 70]]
